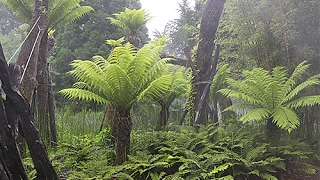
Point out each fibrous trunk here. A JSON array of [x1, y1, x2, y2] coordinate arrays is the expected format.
[[115, 109, 132, 165], [156, 105, 170, 131]]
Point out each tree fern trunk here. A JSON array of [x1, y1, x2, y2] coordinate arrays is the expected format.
[[115, 110, 132, 165], [156, 105, 170, 131], [266, 118, 278, 140]]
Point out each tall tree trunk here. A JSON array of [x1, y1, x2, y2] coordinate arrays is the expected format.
[[36, 32, 50, 146], [115, 109, 132, 165], [0, 43, 59, 180], [16, 0, 48, 104], [192, 0, 225, 126], [48, 63, 57, 146]]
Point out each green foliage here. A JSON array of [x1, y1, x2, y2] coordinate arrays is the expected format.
[[219, 61, 320, 133], [60, 38, 171, 111], [60, 124, 317, 179], [108, 8, 151, 32], [0, 0, 93, 30]]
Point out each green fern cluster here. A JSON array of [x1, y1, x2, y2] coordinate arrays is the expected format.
[[61, 124, 316, 179], [219, 61, 320, 133]]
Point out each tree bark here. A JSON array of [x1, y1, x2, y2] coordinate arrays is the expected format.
[[194, 45, 220, 127], [0, 43, 59, 180], [16, 0, 48, 105], [48, 63, 57, 146], [193, 0, 225, 126], [115, 110, 132, 165], [156, 105, 170, 131], [36, 32, 50, 146]]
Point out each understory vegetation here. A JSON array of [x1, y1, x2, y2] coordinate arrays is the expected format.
[[24, 109, 319, 179]]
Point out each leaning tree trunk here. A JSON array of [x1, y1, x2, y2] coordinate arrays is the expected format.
[[115, 109, 132, 165], [192, 0, 226, 126], [0, 43, 59, 180]]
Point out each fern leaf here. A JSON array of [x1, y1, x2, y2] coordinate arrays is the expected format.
[[59, 88, 109, 104], [240, 108, 271, 123], [272, 107, 300, 133]]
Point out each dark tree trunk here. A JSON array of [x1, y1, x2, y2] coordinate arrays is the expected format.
[[0, 96, 28, 180], [36, 32, 50, 146], [115, 109, 132, 165], [0, 43, 59, 180], [266, 118, 279, 140], [156, 105, 170, 131], [16, 0, 48, 104], [193, 0, 225, 126]]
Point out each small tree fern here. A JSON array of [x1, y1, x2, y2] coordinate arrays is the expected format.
[[219, 61, 320, 138], [60, 38, 172, 164], [108, 8, 151, 47]]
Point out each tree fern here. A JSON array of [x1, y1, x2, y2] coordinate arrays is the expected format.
[[108, 8, 151, 32], [219, 61, 320, 133]]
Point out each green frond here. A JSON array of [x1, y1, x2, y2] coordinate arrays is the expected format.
[[49, 5, 93, 29], [103, 64, 136, 110], [59, 88, 109, 104], [271, 107, 299, 133], [126, 46, 160, 85], [211, 64, 229, 94], [138, 75, 171, 101], [245, 144, 267, 161], [1, 0, 33, 23], [219, 88, 261, 105], [287, 95, 320, 109], [108, 8, 151, 32], [282, 74, 320, 104], [107, 43, 135, 66], [68, 60, 106, 91], [240, 108, 271, 122], [72, 82, 87, 89], [106, 37, 125, 47], [283, 61, 309, 94]]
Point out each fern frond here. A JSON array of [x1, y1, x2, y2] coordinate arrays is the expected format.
[[1, 0, 33, 23], [283, 61, 309, 94], [59, 88, 109, 104], [282, 74, 320, 104], [49, 0, 93, 29], [240, 108, 270, 122], [271, 107, 299, 133]]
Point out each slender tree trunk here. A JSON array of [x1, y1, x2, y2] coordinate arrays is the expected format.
[[48, 64, 57, 146], [156, 104, 170, 131], [193, 0, 225, 126], [36, 32, 50, 146], [115, 109, 132, 165]]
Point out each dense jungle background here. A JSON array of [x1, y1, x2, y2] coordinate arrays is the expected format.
[[0, 0, 320, 179]]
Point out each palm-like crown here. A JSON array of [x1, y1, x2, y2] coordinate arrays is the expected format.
[[60, 38, 172, 111], [219, 61, 320, 132]]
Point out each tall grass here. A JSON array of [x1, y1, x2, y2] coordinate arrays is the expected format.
[[55, 108, 103, 143]]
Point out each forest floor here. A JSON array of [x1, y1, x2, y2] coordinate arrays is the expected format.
[[279, 162, 320, 180]]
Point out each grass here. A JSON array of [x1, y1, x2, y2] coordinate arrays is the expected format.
[[55, 108, 104, 143]]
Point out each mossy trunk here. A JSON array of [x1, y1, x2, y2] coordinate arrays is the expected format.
[[115, 109, 132, 165], [193, 0, 226, 126]]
